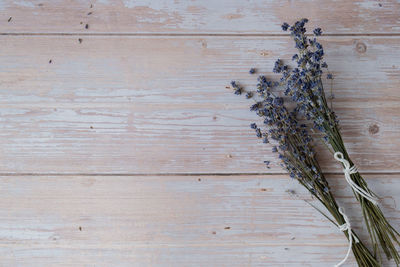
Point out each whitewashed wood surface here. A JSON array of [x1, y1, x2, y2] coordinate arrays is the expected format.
[[0, 0, 400, 266]]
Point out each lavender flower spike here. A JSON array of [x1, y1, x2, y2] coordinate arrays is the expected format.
[[229, 74, 379, 266]]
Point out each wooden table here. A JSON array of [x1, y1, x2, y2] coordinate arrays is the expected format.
[[0, 0, 399, 266]]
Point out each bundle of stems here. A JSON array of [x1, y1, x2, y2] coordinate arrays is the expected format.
[[276, 19, 400, 264], [230, 79, 380, 266], [331, 128, 400, 264]]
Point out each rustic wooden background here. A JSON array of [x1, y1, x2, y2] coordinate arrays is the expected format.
[[0, 0, 399, 266]]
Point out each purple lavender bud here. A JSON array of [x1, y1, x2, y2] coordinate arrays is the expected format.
[[313, 28, 322, 36], [281, 22, 289, 31], [255, 128, 262, 138], [273, 97, 284, 106], [250, 102, 262, 111], [234, 88, 242, 95], [273, 59, 283, 73]]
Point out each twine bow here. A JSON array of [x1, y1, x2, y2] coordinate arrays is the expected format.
[[333, 152, 378, 205], [334, 207, 359, 267]]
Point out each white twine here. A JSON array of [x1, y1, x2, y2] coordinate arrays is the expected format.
[[334, 207, 359, 267], [333, 152, 378, 205]]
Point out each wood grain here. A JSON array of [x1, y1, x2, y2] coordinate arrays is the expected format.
[[1, 1, 400, 266], [0, 174, 399, 266], [0, 36, 399, 174], [0, 0, 399, 34]]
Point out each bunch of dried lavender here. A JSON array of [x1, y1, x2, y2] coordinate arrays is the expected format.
[[273, 19, 399, 264], [230, 80, 379, 266]]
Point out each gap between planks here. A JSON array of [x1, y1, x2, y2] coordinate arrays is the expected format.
[[0, 32, 400, 37], [1, 172, 399, 177]]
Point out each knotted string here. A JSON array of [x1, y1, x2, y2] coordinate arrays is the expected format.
[[333, 152, 378, 205], [334, 207, 359, 267]]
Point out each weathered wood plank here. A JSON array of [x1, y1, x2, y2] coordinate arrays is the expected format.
[[0, 0, 399, 34], [0, 174, 398, 266], [0, 36, 399, 173]]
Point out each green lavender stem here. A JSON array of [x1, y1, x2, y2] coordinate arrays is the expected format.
[[287, 136, 380, 266], [332, 137, 400, 265], [319, 81, 400, 264], [301, 179, 381, 267]]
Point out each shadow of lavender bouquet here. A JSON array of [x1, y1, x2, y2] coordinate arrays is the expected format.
[[230, 18, 399, 266]]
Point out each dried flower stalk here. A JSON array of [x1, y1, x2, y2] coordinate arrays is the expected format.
[[229, 18, 400, 266]]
